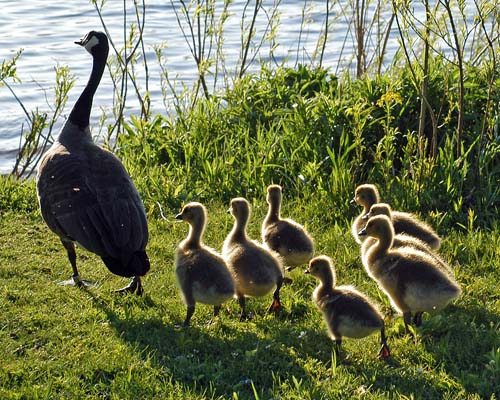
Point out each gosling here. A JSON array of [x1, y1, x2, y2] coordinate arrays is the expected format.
[[175, 202, 235, 326], [365, 202, 441, 250], [223, 197, 285, 320], [362, 203, 452, 276], [262, 184, 314, 270], [306, 255, 390, 358], [359, 215, 461, 332], [350, 184, 380, 244]]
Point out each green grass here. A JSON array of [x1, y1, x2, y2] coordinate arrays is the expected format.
[[1, 197, 499, 399]]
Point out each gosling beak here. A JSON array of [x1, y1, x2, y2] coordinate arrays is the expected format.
[[304, 268, 310, 274], [349, 197, 356, 205], [358, 228, 367, 236], [226, 208, 231, 214], [175, 213, 183, 220]]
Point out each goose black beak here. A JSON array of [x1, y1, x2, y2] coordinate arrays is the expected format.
[[75, 32, 90, 46], [358, 228, 367, 236]]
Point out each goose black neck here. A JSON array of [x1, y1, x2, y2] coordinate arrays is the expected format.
[[68, 48, 107, 129]]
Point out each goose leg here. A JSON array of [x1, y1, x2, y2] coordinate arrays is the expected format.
[[115, 276, 143, 295], [377, 326, 391, 359], [59, 239, 94, 287], [268, 278, 283, 312]]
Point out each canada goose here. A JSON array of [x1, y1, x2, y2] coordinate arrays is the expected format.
[[358, 215, 461, 332], [305, 255, 390, 358], [350, 184, 380, 244], [364, 202, 441, 250], [174, 202, 235, 326], [223, 197, 285, 320], [262, 184, 314, 270], [362, 203, 451, 276], [36, 31, 149, 294]]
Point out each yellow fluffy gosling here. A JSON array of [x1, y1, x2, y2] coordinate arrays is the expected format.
[[365, 202, 441, 250], [262, 184, 314, 270], [175, 202, 235, 326], [362, 203, 452, 276], [306, 255, 390, 358], [223, 197, 285, 320], [359, 215, 461, 332]]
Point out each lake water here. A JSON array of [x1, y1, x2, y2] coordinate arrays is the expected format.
[[0, 1, 431, 174]]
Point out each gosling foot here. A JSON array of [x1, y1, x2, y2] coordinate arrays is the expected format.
[[377, 343, 391, 359], [267, 298, 282, 313]]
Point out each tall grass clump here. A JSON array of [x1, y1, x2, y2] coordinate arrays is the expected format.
[[117, 54, 500, 230]]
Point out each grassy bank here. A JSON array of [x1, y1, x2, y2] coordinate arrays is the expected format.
[[1, 192, 499, 399]]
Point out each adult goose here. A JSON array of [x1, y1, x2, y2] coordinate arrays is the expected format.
[[36, 31, 150, 294], [261, 184, 314, 270]]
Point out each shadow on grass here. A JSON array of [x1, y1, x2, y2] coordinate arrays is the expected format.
[[85, 291, 309, 398], [419, 303, 500, 398]]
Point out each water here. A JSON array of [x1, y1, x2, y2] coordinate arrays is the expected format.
[[0, 0, 422, 174]]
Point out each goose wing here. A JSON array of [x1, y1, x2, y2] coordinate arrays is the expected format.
[[37, 143, 148, 259]]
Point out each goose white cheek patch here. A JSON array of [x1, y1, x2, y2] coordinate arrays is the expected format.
[[84, 35, 100, 53]]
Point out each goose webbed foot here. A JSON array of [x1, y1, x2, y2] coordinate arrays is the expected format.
[[115, 276, 143, 295], [58, 274, 95, 288]]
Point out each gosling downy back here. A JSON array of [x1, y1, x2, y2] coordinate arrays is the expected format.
[[351, 184, 380, 244], [359, 215, 460, 331], [262, 184, 314, 267], [366, 203, 441, 250], [175, 202, 235, 326], [362, 203, 451, 275]]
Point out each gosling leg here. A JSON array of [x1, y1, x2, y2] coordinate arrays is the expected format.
[[213, 305, 221, 318], [183, 305, 195, 327], [377, 326, 391, 359], [268, 278, 283, 313], [413, 311, 423, 327], [238, 295, 249, 321], [403, 311, 417, 340], [334, 338, 342, 355]]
